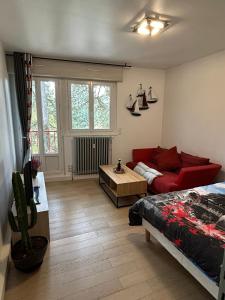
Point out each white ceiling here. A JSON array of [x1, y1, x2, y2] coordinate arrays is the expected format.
[[1, 0, 225, 69]]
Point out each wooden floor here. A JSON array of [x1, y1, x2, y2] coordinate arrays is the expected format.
[[5, 179, 214, 300]]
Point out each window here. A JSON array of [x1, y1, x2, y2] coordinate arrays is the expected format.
[[71, 83, 89, 130], [40, 81, 58, 153], [30, 78, 116, 158], [30, 79, 59, 155], [93, 85, 111, 129], [70, 81, 115, 131]]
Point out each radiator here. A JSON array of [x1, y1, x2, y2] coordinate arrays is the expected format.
[[73, 136, 112, 175]]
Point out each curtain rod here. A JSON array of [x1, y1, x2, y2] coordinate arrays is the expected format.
[[6, 53, 132, 68]]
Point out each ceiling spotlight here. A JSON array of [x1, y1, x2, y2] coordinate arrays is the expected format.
[[132, 15, 169, 36]]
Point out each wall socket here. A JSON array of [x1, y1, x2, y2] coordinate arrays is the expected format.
[[68, 165, 73, 172]]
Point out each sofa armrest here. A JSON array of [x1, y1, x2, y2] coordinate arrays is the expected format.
[[132, 148, 156, 162], [176, 164, 221, 190], [167, 183, 180, 192]]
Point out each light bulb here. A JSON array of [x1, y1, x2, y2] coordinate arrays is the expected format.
[[151, 27, 161, 36], [150, 20, 165, 29], [140, 19, 148, 28], [137, 26, 150, 35], [137, 19, 150, 35], [135, 17, 167, 36]]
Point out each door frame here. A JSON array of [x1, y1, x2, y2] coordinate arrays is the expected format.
[[32, 76, 64, 175]]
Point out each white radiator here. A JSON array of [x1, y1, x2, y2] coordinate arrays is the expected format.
[[73, 136, 112, 175]]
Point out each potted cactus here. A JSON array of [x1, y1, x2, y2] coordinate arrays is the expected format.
[[8, 172, 48, 272]]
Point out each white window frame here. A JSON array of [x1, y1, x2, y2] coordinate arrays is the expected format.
[[68, 80, 117, 134]]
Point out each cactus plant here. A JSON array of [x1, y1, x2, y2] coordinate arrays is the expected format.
[[8, 172, 37, 252]]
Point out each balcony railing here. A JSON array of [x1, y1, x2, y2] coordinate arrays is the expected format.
[[30, 130, 58, 154]]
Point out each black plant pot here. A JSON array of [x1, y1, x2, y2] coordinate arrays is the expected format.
[[11, 236, 48, 272]]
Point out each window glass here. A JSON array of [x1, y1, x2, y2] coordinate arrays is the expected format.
[[40, 81, 58, 153], [30, 81, 39, 154], [71, 83, 89, 129], [93, 85, 111, 129]]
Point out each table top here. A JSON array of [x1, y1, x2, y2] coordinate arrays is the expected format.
[[99, 165, 146, 185]]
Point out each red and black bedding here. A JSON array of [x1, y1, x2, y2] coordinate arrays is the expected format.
[[129, 182, 225, 283]]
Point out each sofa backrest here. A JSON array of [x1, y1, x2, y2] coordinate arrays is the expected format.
[[176, 163, 222, 189], [132, 148, 156, 163], [180, 151, 210, 168], [132, 147, 213, 169]]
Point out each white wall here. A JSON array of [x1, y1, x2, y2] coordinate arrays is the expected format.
[[62, 67, 165, 177], [0, 42, 15, 299], [162, 50, 225, 174]]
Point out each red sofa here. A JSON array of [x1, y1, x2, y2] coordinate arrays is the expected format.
[[126, 147, 221, 194]]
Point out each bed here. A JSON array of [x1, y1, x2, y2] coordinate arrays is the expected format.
[[129, 182, 225, 299]]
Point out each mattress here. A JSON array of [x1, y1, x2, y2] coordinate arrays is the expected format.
[[129, 182, 225, 283]]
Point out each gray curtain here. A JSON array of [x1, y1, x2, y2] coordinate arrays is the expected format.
[[9, 73, 23, 171]]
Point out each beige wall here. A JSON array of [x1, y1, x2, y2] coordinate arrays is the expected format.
[[62, 67, 165, 177], [0, 41, 15, 299], [162, 50, 225, 174], [113, 67, 165, 164]]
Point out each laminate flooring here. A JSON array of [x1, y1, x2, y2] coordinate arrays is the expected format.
[[5, 179, 214, 300]]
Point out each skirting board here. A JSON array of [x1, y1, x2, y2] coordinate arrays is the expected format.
[[143, 218, 219, 299], [45, 174, 72, 182], [72, 174, 99, 181], [45, 174, 99, 182]]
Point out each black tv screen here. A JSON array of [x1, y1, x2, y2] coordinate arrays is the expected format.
[[23, 148, 33, 203]]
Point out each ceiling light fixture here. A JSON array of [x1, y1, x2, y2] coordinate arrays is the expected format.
[[132, 15, 169, 36]]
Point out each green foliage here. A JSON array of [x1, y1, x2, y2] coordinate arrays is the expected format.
[[41, 81, 57, 131], [30, 80, 58, 154], [93, 85, 110, 129], [71, 83, 89, 129], [30, 81, 112, 155], [41, 81, 58, 153], [71, 84, 111, 130], [8, 172, 37, 252]]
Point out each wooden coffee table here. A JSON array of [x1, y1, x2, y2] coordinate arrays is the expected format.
[[99, 165, 147, 208]]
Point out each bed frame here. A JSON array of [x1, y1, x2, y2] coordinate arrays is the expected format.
[[143, 218, 219, 299]]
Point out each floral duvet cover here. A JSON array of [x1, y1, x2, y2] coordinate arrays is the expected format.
[[129, 182, 225, 283]]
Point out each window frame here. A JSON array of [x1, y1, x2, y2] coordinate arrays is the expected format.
[[68, 80, 117, 134]]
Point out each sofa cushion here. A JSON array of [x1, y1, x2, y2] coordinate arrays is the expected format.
[[150, 146, 167, 163], [126, 161, 159, 171], [133, 148, 156, 163], [181, 151, 209, 168], [151, 171, 178, 194], [143, 161, 159, 171], [155, 146, 181, 171]]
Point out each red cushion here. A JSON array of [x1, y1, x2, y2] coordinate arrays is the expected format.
[[180, 151, 209, 168], [143, 161, 159, 171], [151, 171, 178, 194], [150, 146, 167, 163], [133, 148, 156, 163], [126, 161, 159, 171], [155, 146, 181, 171]]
